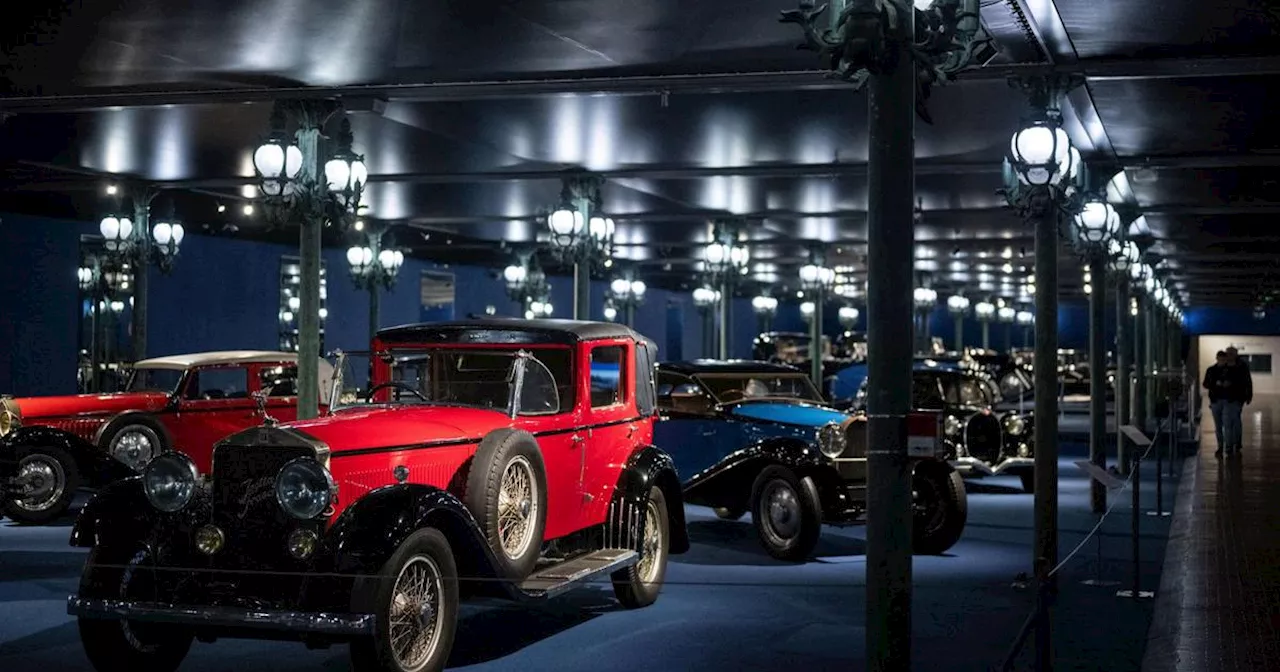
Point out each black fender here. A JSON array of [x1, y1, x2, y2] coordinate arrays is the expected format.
[[1, 426, 136, 488], [323, 483, 507, 599], [681, 437, 838, 516], [69, 476, 184, 549], [612, 445, 689, 554]]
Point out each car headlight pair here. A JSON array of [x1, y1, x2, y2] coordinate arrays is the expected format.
[[0, 397, 21, 438], [943, 415, 963, 437], [1003, 414, 1026, 436], [817, 422, 847, 459], [143, 453, 334, 520]]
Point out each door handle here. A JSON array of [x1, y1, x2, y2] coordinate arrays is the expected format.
[[571, 434, 584, 444], [627, 423, 639, 437]]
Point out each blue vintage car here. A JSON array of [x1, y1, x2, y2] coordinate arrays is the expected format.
[[653, 360, 967, 560]]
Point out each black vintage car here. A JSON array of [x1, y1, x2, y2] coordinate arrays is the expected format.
[[653, 361, 967, 560], [857, 361, 1036, 493]]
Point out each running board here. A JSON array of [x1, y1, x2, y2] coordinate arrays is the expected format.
[[518, 549, 638, 600]]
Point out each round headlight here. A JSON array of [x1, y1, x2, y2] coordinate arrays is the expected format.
[[817, 422, 846, 459], [1004, 415, 1026, 436], [0, 397, 21, 438], [275, 458, 335, 520], [143, 452, 198, 513], [944, 415, 963, 437]]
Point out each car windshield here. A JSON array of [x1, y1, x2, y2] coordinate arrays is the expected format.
[[125, 367, 184, 394], [942, 375, 992, 408], [695, 373, 823, 404], [330, 347, 570, 414], [331, 349, 518, 411], [756, 334, 832, 363]]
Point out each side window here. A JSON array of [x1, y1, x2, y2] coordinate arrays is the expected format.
[[912, 375, 945, 410], [656, 371, 714, 416], [634, 341, 657, 417], [186, 367, 249, 400], [259, 365, 299, 397], [589, 345, 626, 408], [517, 356, 560, 415]]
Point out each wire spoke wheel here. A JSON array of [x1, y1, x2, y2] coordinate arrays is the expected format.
[[497, 455, 537, 559], [387, 556, 444, 672], [636, 497, 666, 584], [12, 454, 65, 512]]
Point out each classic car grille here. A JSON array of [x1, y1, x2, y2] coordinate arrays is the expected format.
[[964, 414, 1004, 464], [209, 444, 316, 569]]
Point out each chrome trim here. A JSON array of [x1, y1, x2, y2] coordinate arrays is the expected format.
[[212, 425, 331, 473], [67, 597, 375, 636], [951, 456, 1035, 475]]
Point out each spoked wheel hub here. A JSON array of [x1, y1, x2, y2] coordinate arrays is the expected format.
[[761, 480, 801, 542], [12, 455, 64, 512], [497, 455, 538, 560], [388, 555, 444, 672]]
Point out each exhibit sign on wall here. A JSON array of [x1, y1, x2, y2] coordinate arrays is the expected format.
[[1195, 335, 1278, 395]]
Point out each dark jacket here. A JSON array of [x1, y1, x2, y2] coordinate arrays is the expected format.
[[1203, 363, 1253, 404]]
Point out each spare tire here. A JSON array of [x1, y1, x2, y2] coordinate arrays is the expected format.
[[464, 429, 548, 581]]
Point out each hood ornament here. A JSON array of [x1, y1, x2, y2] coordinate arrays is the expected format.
[[252, 391, 278, 427]]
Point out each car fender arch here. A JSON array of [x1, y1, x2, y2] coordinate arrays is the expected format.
[[680, 436, 830, 516], [325, 483, 508, 600], [1, 425, 136, 488], [69, 476, 166, 548], [92, 411, 174, 453], [612, 445, 689, 555]]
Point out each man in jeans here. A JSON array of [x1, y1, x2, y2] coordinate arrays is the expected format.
[[1225, 346, 1253, 453], [1204, 350, 1250, 456]]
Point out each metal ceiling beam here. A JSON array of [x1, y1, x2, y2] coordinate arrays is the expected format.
[[3, 56, 1279, 113]]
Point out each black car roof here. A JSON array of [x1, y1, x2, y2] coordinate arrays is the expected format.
[[378, 319, 650, 346], [658, 360, 804, 375]]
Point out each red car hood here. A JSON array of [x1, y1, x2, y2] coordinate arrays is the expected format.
[[13, 392, 171, 420], [285, 405, 512, 453]]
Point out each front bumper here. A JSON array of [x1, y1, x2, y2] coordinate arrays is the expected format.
[[952, 456, 1034, 476], [67, 597, 374, 636]]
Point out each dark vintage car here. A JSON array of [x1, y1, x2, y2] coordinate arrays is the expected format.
[[856, 360, 1036, 492], [67, 320, 687, 672], [1, 351, 332, 524], [653, 360, 966, 560]]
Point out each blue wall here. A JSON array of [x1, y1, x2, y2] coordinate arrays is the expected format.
[[2, 211, 1255, 396], [1184, 307, 1280, 336]]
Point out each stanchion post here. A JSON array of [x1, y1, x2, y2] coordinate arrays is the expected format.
[[1117, 448, 1154, 599]]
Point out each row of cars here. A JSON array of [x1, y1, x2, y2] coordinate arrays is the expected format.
[[0, 319, 1001, 672]]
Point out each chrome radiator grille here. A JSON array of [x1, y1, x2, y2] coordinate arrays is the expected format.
[[964, 414, 1004, 463], [209, 444, 314, 567]]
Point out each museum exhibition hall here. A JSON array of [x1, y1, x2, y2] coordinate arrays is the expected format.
[[1, 1, 1278, 671]]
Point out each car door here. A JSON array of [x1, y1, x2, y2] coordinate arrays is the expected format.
[[579, 341, 634, 525], [653, 370, 723, 480], [169, 365, 257, 472]]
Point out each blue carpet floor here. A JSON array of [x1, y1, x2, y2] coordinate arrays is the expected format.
[[0, 438, 1187, 671]]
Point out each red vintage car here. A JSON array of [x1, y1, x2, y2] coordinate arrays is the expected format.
[[0, 351, 333, 524], [68, 320, 687, 672]]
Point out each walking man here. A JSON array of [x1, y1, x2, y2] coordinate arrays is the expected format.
[[1205, 351, 1233, 456], [1225, 346, 1253, 453]]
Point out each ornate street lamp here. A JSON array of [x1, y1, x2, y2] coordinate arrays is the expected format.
[[947, 295, 970, 350], [503, 256, 549, 315], [347, 225, 405, 344], [546, 172, 612, 320], [526, 298, 554, 319], [800, 260, 835, 387], [997, 305, 1016, 351], [253, 102, 368, 420], [752, 295, 779, 333], [703, 226, 751, 358], [1016, 309, 1035, 347], [603, 300, 619, 322], [693, 286, 721, 358], [838, 306, 861, 329], [609, 276, 646, 327], [912, 287, 937, 353], [974, 301, 995, 349]]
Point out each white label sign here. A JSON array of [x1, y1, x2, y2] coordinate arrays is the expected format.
[[907, 436, 935, 457]]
